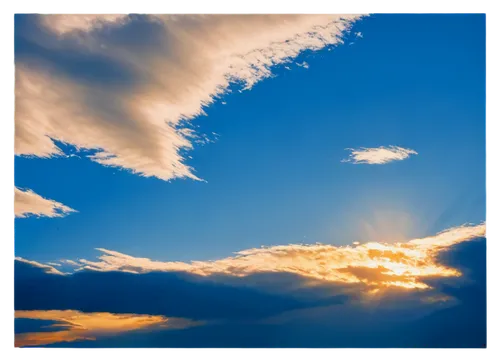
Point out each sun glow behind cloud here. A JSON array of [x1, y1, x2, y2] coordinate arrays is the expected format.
[[28, 223, 485, 291], [15, 310, 200, 347]]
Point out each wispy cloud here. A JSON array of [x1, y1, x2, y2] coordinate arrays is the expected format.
[[15, 257, 64, 275], [296, 61, 310, 69], [21, 223, 484, 291], [16, 14, 364, 181], [15, 310, 200, 347], [40, 12, 129, 35], [15, 187, 76, 219], [342, 146, 418, 164]]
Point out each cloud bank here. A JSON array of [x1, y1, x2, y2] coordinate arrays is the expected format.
[[70, 223, 485, 290], [13, 224, 487, 349], [14, 187, 76, 219], [16, 14, 363, 181], [342, 146, 418, 164], [17, 223, 485, 292]]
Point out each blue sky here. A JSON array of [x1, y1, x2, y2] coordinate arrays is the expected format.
[[14, 13, 488, 349]]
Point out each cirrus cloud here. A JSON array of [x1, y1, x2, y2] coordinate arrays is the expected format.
[[342, 146, 418, 164]]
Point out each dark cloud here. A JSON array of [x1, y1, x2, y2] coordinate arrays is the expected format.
[[15, 238, 486, 347], [15, 261, 346, 321]]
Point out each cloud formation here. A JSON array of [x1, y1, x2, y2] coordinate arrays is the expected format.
[[342, 146, 417, 164], [14, 187, 76, 219], [21, 223, 485, 291], [14, 235, 487, 347], [15, 310, 199, 347], [16, 14, 363, 181]]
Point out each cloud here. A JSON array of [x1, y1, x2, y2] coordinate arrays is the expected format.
[[14, 187, 76, 218], [15, 310, 200, 347], [14, 236, 486, 347], [40, 12, 129, 35], [15, 14, 364, 181], [69, 223, 485, 290], [16, 222, 485, 293], [342, 146, 417, 164], [15, 260, 345, 321], [14, 257, 64, 275], [296, 61, 310, 68]]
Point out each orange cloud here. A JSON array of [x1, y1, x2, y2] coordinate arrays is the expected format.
[[15, 310, 201, 347], [67, 223, 485, 290]]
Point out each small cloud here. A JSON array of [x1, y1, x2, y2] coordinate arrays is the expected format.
[[15, 310, 200, 347], [60, 259, 82, 267], [15, 257, 64, 275], [46, 262, 62, 267], [355, 31, 363, 38], [342, 146, 418, 165], [296, 61, 310, 69], [15, 187, 76, 218]]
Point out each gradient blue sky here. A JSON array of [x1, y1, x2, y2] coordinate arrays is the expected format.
[[15, 14, 485, 264]]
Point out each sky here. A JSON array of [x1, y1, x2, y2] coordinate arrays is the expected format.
[[14, 14, 486, 348]]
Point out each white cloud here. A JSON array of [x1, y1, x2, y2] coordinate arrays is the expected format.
[[24, 223, 484, 290], [60, 259, 82, 267], [16, 14, 364, 181], [342, 146, 418, 164], [15, 187, 76, 219], [296, 61, 310, 69]]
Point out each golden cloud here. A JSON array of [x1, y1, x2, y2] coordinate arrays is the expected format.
[[70, 223, 485, 290], [15, 310, 201, 347]]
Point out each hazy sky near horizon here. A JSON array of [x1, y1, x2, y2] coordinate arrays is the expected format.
[[14, 14, 486, 348]]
